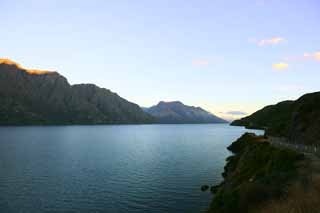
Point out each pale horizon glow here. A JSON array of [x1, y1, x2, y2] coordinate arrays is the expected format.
[[1, 0, 320, 120]]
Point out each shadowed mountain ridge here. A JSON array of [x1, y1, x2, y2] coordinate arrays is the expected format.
[[0, 59, 154, 125]]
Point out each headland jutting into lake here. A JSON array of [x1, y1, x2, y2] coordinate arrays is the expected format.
[[208, 92, 320, 213]]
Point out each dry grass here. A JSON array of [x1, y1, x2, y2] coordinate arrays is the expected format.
[[255, 157, 320, 213]]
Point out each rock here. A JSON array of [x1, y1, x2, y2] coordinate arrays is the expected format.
[[210, 185, 220, 194], [201, 185, 209, 192]]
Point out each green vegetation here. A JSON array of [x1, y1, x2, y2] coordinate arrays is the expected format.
[[231, 92, 320, 145], [209, 133, 304, 213], [230, 101, 294, 136], [222, 92, 320, 212]]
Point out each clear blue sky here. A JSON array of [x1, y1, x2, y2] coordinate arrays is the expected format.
[[1, 0, 320, 119]]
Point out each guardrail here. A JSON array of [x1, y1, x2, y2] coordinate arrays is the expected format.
[[268, 136, 320, 156]]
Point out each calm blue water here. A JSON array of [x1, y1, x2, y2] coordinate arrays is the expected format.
[[0, 124, 263, 213]]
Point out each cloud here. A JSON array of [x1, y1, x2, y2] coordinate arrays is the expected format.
[[217, 110, 248, 122], [303, 52, 320, 61], [284, 52, 320, 62], [192, 59, 209, 66], [258, 37, 286, 46], [272, 63, 289, 70], [224, 111, 247, 116]]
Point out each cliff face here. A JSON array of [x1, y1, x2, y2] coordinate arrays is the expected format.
[[144, 101, 227, 124], [231, 92, 320, 145], [0, 59, 154, 125]]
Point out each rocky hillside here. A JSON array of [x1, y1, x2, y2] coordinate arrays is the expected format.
[[231, 92, 320, 145], [144, 101, 227, 124], [209, 133, 307, 213], [0, 59, 154, 125]]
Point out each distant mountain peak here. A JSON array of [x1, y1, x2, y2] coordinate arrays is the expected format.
[[158, 101, 183, 105], [145, 101, 227, 124], [0, 58, 56, 75]]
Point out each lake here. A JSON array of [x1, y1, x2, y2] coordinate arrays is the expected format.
[[0, 124, 263, 213]]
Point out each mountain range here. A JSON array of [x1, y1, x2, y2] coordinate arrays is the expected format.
[[144, 101, 227, 124], [0, 59, 226, 125], [0, 59, 154, 125]]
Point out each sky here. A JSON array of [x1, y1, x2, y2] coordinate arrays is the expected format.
[[1, 0, 320, 120]]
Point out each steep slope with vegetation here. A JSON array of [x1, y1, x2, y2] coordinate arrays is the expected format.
[[208, 133, 320, 213], [231, 92, 320, 145], [0, 59, 154, 125], [211, 90, 320, 212]]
